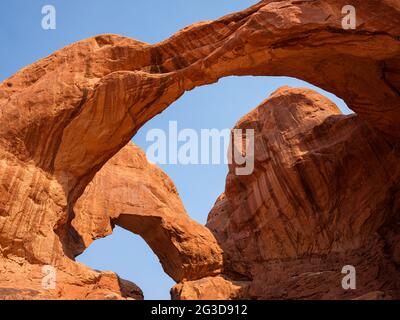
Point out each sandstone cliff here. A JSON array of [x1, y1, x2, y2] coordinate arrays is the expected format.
[[174, 87, 400, 300]]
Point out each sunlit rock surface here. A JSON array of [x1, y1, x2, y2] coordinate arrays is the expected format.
[[0, 0, 399, 299]]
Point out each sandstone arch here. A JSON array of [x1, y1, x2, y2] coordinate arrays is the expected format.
[[0, 0, 399, 299], [74, 143, 223, 283]]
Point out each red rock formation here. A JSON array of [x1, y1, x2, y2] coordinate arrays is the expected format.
[[0, 259, 143, 300], [0, 140, 221, 299], [195, 87, 400, 300], [0, 0, 399, 299], [75, 143, 223, 283], [171, 276, 246, 300]]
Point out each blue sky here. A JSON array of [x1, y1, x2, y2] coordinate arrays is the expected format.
[[0, 1, 352, 300]]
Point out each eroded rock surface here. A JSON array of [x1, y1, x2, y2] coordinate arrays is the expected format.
[[0, 256, 143, 300], [171, 276, 247, 300], [187, 87, 400, 300], [0, 0, 399, 299], [75, 143, 223, 283]]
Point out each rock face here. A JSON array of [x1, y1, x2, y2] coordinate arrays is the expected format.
[[0, 140, 221, 299], [0, 258, 143, 300], [0, 0, 399, 299], [171, 275, 246, 300], [186, 87, 399, 300], [75, 143, 223, 283]]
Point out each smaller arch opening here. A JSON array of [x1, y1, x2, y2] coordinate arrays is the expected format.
[[77, 226, 175, 300]]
